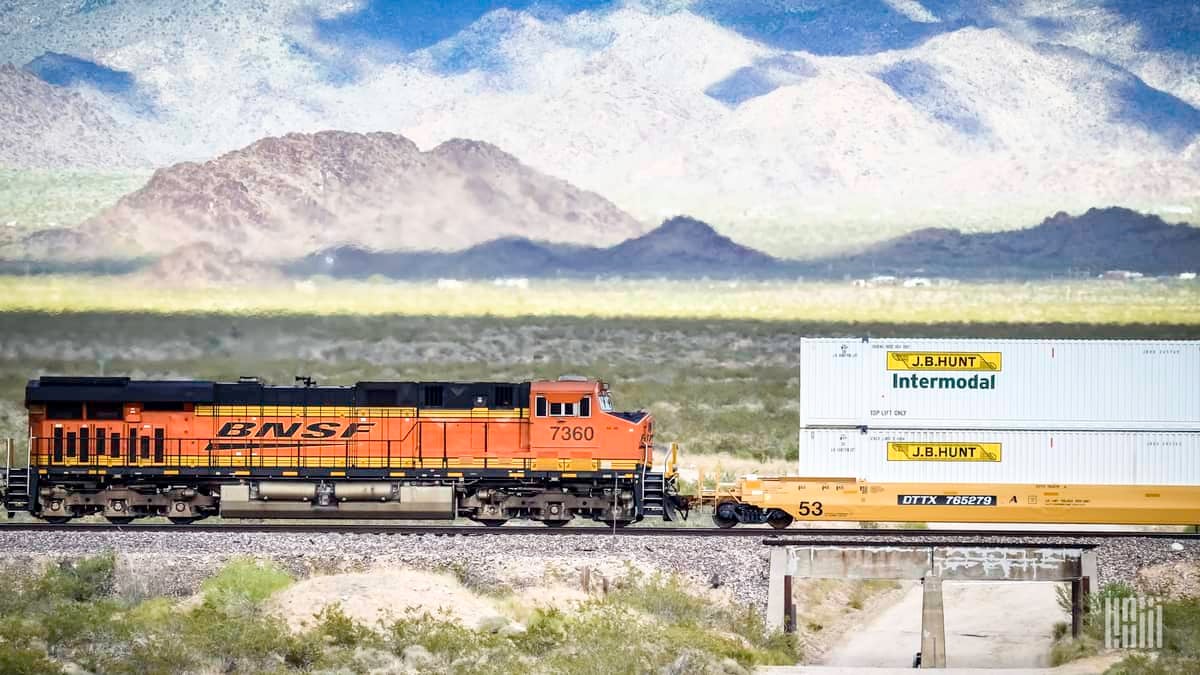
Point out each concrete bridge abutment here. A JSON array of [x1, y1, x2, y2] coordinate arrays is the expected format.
[[765, 541, 1096, 669]]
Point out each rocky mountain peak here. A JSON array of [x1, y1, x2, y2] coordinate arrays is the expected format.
[[70, 130, 647, 260], [430, 138, 521, 171], [0, 61, 148, 169], [655, 216, 722, 239], [608, 215, 777, 266]]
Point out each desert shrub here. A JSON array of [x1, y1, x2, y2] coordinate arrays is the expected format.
[[726, 604, 798, 662], [387, 611, 487, 663], [200, 557, 292, 604], [41, 597, 124, 655], [281, 633, 325, 671], [314, 603, 374, 648], [1107, 652, 1200, 674], [35, 552, 115, 602], [0, 614, 46, 646], [511, 608, 567, 655], [386, 611, 529, 675], [120, 633, 196, 675], [0, 642, 63, 675], [1160, 596, 1200, 655], [605, 571, 710, 625], [185, 595, 291, 672], [573, 571, 797, 671], [534, 604, 657, 675], [1050, 634, 1100, 667]]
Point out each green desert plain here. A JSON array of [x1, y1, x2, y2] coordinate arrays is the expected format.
[[0, 276, 1196, 468]]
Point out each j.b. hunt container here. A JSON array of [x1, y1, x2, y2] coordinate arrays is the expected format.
[[798, 428, 1200, 486], [799, 338, 1200, 431]]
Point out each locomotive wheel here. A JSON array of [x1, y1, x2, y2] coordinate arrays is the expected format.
[[711, 502, 739, 529], [542, 519, 570, 528], [767, 510, 794, 530], [43, 516, 72, 525], [479, 519, 508, 527], [602, 519, 631, 529], [105, 516, 135, 525], [168, 517, 197, 525]]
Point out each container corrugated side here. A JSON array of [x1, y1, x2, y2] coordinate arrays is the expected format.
[[799, 338, 1200, 431], [798, 428, 1200, 485]]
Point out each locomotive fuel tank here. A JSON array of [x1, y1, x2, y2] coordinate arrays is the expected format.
[[220, 483, 455, 518]]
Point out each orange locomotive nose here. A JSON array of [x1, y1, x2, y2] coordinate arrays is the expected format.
[[528, 377, 651, 471]]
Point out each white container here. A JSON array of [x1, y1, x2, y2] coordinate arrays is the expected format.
[[798, 428, 1200, 485], [799, 338, 1200, 431]]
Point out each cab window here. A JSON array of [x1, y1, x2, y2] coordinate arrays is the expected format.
[[535, 396, 546, 417], [549, 401, 576, 417], [579, 396, 590, 417]]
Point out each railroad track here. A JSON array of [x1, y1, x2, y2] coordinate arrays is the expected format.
[[0, 522, 1197, 540]]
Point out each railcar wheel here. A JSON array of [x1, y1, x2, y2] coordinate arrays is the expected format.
[[767, 510, 794, 530], [105, 516, 135, 525], [602, 520, 631, 529], [712, 502, 739, 529]]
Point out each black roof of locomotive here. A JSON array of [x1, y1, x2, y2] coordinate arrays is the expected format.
[[25, 377, 531, 409]]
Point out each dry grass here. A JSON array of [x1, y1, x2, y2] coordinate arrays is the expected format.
[[0, 276, 1198, 323]]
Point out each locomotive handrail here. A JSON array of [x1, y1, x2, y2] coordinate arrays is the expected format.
[[664, 442, 680, 479], [24, 434, 574, 473]]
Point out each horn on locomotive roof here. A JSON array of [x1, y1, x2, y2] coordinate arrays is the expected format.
[[295, 376, 316, 387]]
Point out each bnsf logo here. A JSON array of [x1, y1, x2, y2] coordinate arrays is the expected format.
[[217, 421, 375, 439]]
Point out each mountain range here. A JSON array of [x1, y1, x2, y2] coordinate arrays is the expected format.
[[5, 204, 1198, 282], [288, 215, 776, 279], [13, 131, 644, 260], [286, 207, 1200, 281], [2, 126, 1196, 281], [818, 208, 1200, 278], [2, 1, 1198, 255]]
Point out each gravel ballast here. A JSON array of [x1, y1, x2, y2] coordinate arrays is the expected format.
[[0, 530, 1197, 606]]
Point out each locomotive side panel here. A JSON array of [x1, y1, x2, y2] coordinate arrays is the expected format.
[[19, 376, 659, 526]]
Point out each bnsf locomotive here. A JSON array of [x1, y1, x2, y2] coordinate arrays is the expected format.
[[8, 375, 686, 526]]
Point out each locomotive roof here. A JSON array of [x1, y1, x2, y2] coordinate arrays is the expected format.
[[25, 377, 535, 409]]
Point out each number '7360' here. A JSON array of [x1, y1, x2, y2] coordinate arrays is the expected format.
[[550, 426, 594, 441]]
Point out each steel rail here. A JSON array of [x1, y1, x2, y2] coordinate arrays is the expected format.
[[0, 522, 1196, 540]]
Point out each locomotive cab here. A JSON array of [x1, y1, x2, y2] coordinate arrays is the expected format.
[[528, 378, 653, 471]]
